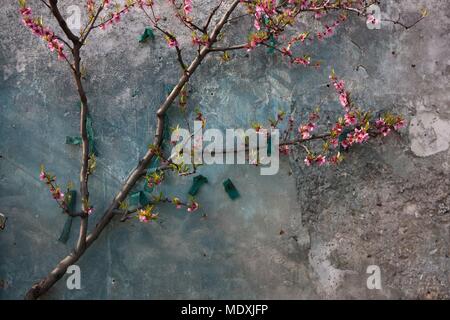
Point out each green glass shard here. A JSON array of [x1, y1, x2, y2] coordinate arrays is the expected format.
[[267, 34, 277, 55], [147, 156, 160, 173], [188, 175, 208, 196], [66, 114, 96, 154], [58, 190, 76, 244], [130, 191, 150, 207], [223, 179, 240, 200], [58, 216, 73, 244], [139, 191, 150, 206], [138, 27, 155, 43], [129, 191, 141, 207], [66, 136, 82, 145]]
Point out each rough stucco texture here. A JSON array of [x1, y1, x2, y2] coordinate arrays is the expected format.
[[0, 0, 449, 299]]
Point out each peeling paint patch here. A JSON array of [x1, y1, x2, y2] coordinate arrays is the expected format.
[[409, 112, 450, 157]]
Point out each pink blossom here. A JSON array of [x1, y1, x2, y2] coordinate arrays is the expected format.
[[341, 138, 351, 149], [52, 189, 64, 200], [279, 145, 290, 155], [324, 25, 334, 37], [334, 80, 345, 92], [332, 123, 343, 135], [330, 138, 339, 148], [20, 7, 32, 16], [87, 207, 94, 216], [380, 126, 391, 137], [375, 118, 386, 127], [339, 92, 349, 108], [299, 124, 314, 139], [254, 18, 261, 30], [39, 171, 46, 181], [184, 0, 193, 15], [394, 119, 406, 130], [293, 56, 311, 65], [304, 154, 315, 166], [255, 5, 264, 20], [112, 12, 121, 24], [329, 153, 342, 164], [307, 122, 316, 132], [187, 201, 199, 212], [354, 128, 369, 143], [281, 47, 292, 56], [167, 37, 178, 48], [316, 155, 327, 166], [138, 208, 158, 223], [344, 113, 357, 126]]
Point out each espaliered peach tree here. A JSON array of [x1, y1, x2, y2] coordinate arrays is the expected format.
[[18, 0, 424, 299]]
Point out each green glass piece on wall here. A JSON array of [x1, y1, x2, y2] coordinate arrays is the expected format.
[[138, 27, 155, 43], [223, 179, 240, 200], [188, 175, 208, 196], [66, 136, 82, 145], [58, 190, 76, 244]]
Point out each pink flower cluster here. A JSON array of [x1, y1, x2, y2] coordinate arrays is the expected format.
[[146, 172, 164, 188], [298, 122, 316, 140], [138, 206, 159, 223], [246, 32, 269, 51], [187, 201, 199, 213], [192, 32, 209, 46], [341, 127, 369, 149], [253, 0, 277, 31], [330, 74, 352, 112], [316, 15, 347, 41], [39, 170, 67, 208], [375, 117, 406, 136], [304, 154, 326, 166], [98, 1, 139, 30], [19, 6, 66, 60], [292, 56, 311, 66], [165, 36, 179, 48]]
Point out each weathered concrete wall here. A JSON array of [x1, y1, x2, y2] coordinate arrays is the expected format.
[[0, 0, 449, 299]]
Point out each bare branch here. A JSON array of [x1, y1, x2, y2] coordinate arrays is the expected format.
[[209, 43, 247, 51], [203, 0, 223, 32], [48, 0, 80, 44]]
